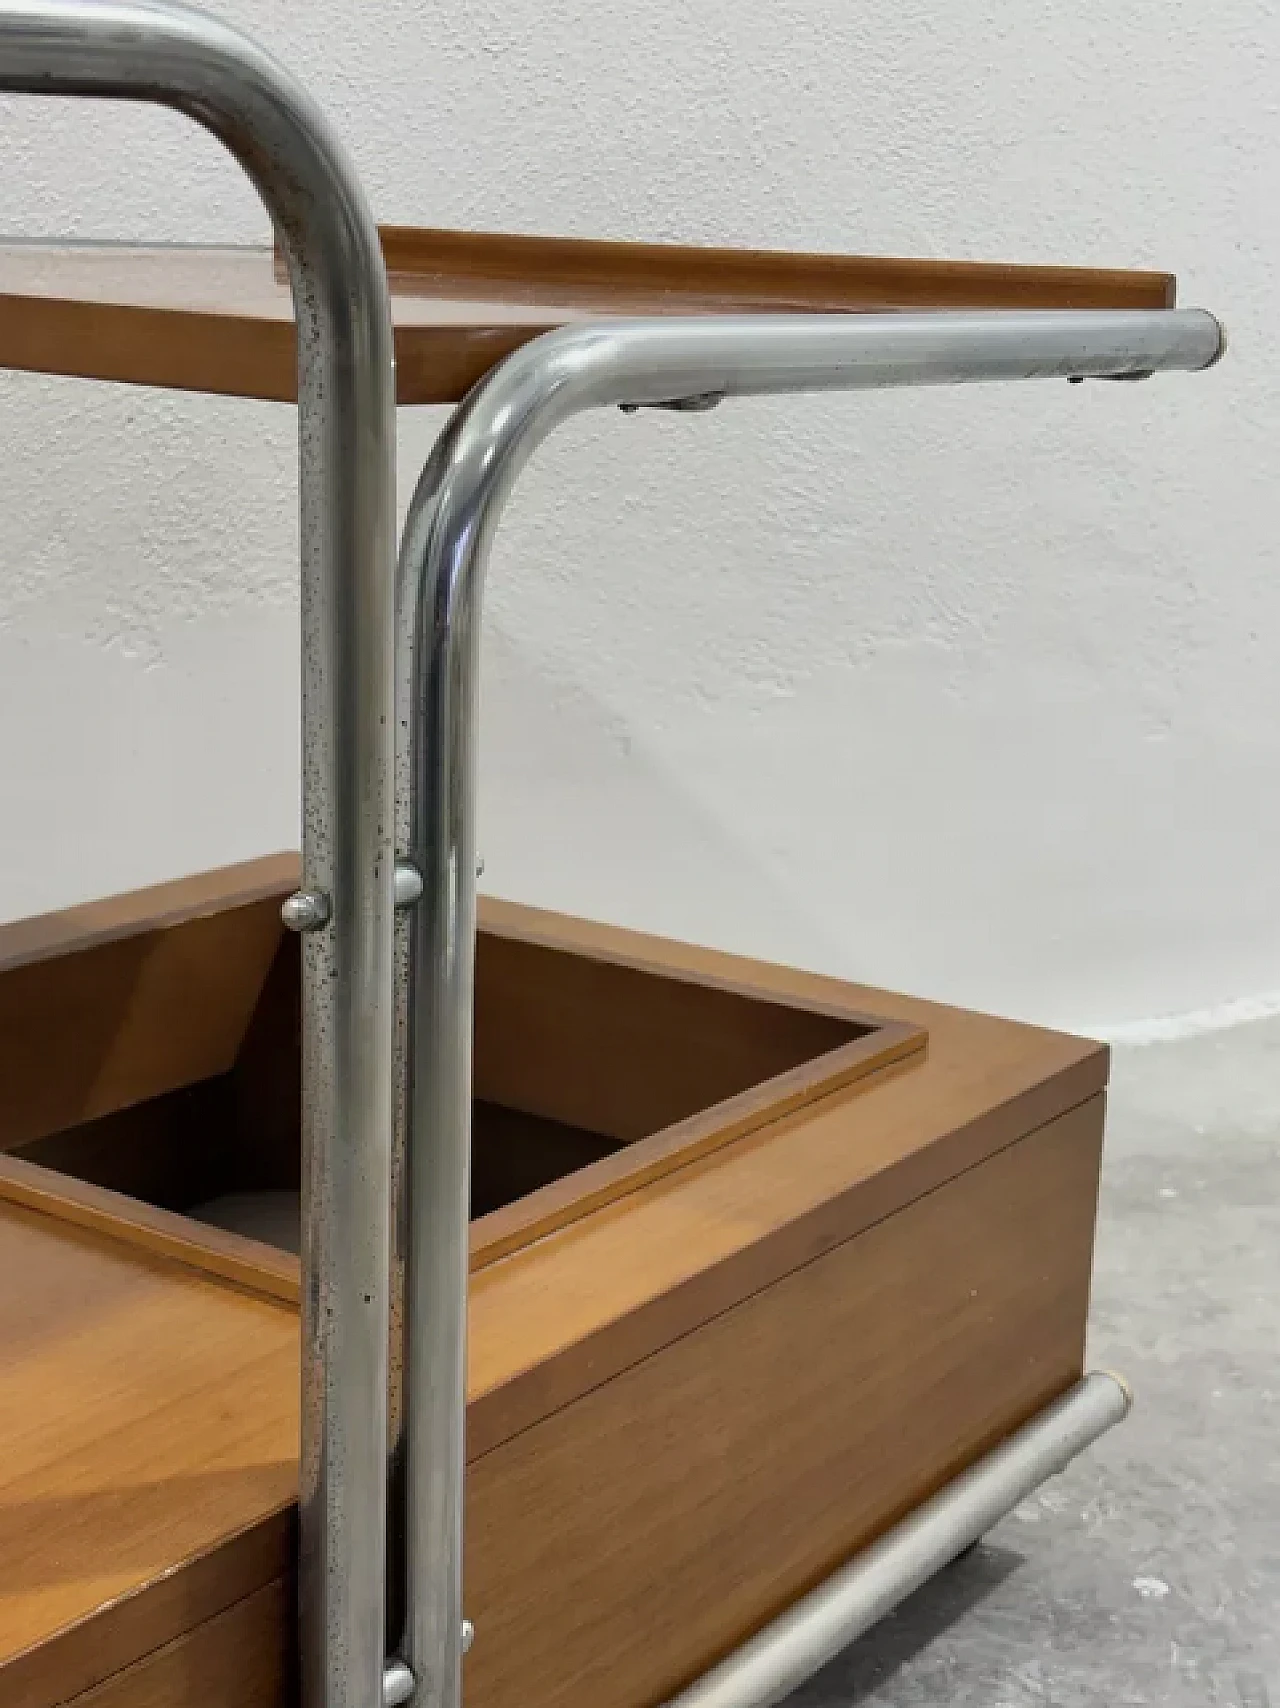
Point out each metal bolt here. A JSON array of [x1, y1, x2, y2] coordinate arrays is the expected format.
[[281, 888, 331, 933], [382, 1659, 414, 1708], [394, 859, 424, 909]]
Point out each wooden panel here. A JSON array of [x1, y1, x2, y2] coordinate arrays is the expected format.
[[465, 1096, 1105, 1708], [465, 897, 1107, 1457], [0, 860, 1106, 1457], [0, 854, 925, 1287], [470, 1020, 922, 1269], [377, 224, 1176, 314], [0, 1200, 298, 1705], [0, 861, 1111, 1707], [14, 1077, 233, 1210], [64, 1576, 294, 1708], [0, 886, 287, 1152], [0, 853, 298, 971], [470, 1101, 622, 1220], [0, 233, 1176, 404], [0, 1150, 299, 1307], [474, 927, 871, 1140], [229, 935, 302, 1197]]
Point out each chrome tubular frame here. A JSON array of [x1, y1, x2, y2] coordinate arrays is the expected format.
[[0, 11, 1227, 1697], [392, 308, 1222, 1708], [0, 7, 397, 1708]]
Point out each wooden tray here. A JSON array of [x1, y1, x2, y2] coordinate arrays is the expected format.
[[0, 226, 1176, 404], [0, 857, 1109, 1708]]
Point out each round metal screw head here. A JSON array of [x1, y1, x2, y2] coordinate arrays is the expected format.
[[280, 888, 331, 933], [394, 859, 424, 909]]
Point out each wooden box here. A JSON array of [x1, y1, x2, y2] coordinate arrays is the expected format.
[[0, 855, 1108, 1708]]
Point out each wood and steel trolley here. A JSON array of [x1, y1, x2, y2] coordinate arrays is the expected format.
[[0, 6, 1224, 1708]]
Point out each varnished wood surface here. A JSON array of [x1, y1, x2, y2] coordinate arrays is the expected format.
[[465, 1096, 1105, 1708], [0, 1200, 297, 1707], [0, 853, 924, 1285], [375, 224, 1175, 314], [65, 1577, 294, 1708], [470, 1017, 921, 1268], [475, 925, 876, 1140], [0, 855, 296, 1156], [0, 857, 1109, 1708], [0, 229, 1176, 403], [465, 894, 1106, 1456], [471, 924, 924, 1264], [0, 853, 299, 972], [0, 897, 281, 1152], [0, 853, 1107, 1448], [0, 1149, 299, 1306]]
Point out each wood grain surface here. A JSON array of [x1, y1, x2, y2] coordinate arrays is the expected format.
[[376, 224, 1176, 314], [0, 230, 1176, 403], [464, 1095, 1106, 1708], [0, 854, 925, 1286], [0, 857, 1109, 1708], [62, 1576, 294, 1708], [0, 1200, 297, 1706]]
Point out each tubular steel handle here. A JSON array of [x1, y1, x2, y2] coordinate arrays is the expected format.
[[391, 306, 1222, 1708], [0, 8, 398, 1708]]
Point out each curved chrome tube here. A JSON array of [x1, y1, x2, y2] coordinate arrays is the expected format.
[[0, 9, 397, 1708], [392, 306, 1221, 1707]]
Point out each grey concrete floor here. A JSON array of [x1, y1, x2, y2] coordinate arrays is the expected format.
[[788, 1016, 1280, 1707]]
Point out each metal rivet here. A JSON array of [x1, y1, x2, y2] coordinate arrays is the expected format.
[[382, 1659, 414, 1708], [394, 859, 424, 909], [476, 856, 485, 879], [281, 888, 331, 932], [462, 1619, 475, 1654]]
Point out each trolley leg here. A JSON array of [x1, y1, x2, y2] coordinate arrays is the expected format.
[[389, 309, 1217, 1705], [0, 10, 398, 1708]]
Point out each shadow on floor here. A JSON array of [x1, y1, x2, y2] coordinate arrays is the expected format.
[[789, 1542, 1026, 1705]]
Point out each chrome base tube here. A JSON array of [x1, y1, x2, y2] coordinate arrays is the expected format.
[[392, 309, 1219, 1707], [0, 10, 397, 1708], [661, 1371, 1131, 1708]]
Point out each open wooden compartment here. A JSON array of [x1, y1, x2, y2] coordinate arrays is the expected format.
[[0, 853, 1113, 1708], [0, 853, 922, 1280]]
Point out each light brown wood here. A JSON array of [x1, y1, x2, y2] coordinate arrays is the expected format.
[[63, 1576, 293, 1708], [0, 855, 926, 1286], [0, 230, 1177, 404], [470, 1017, 922, 1268], [469, 923, 924, 1264], [474, 925, 884, 1140], [0, 1199, 297, 1707], [465, 1096, 1105, 1708], [0, 1150, 299, 1306], [0, 853, 299, 971], [463, 896, 1106, 1456], [0, 863, 291, 1152], [375, 224, 1176, 314], [0, 861, 1110, 1708]]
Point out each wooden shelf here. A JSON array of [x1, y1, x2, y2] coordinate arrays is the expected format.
[[0, 226, 1177, 404]]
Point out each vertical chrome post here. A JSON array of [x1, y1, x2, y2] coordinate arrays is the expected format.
[[391, 307, 1221, 1708], [0, 8, 397, 1708]]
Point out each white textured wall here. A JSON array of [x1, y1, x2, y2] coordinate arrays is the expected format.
[[0, 0, 1275, 1032]]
